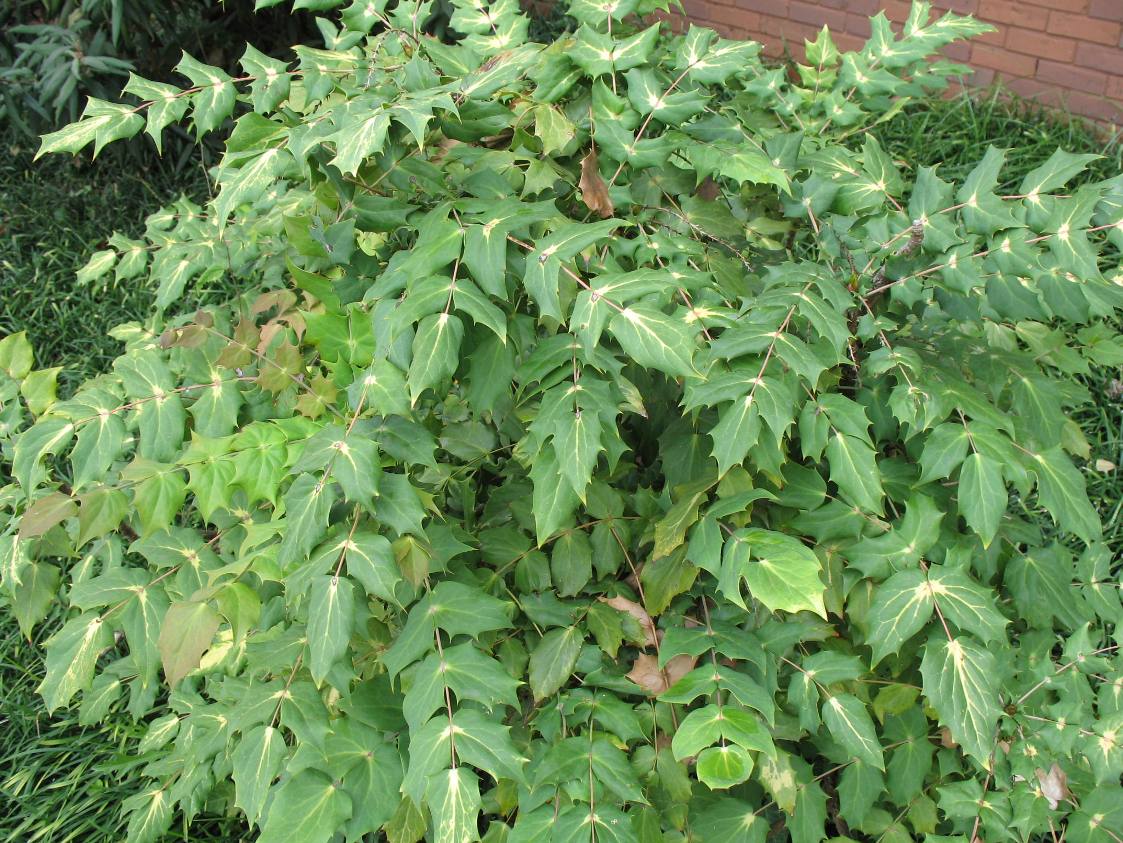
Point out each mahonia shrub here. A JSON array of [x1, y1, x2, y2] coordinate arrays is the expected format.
[[3, 1, 1123, 841]]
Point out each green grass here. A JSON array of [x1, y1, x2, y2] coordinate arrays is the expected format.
[[875, 85, 1123, 185], [876, 89, 1123, 558], [0, 134, 218, 390], [0, 132, 247, 842], [1, 87, 1121, 841]]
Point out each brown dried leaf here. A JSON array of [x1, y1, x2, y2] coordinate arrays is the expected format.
[[599, 595, 657, 648], [664, 653, 696, 687], [257, 320, 286, 355], [579, 147, 614, 219], [627, 653, 668, 695], [626, 652, 698, 695], [694, 176, 720, 201], [251, 289, 296, 316], [1036, 763, 1070, 810], [940, 727, 958, 749]]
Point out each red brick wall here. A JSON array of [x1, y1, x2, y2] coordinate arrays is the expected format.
[[674, 0, 1123, 123]]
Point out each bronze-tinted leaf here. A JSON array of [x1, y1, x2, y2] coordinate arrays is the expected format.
[[579, 147, 614, 219]]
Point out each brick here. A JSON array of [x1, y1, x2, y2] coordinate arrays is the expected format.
[[733, 0, 787, 14], [1109, 75, 1123, 100], [708, 4, 761, 30], [933, 0, 980, 13], [978, 0, 1049, 29], [833, 31, 866, 52], [1053, 90, 1122, 122], [788, 0, 848, 29], [1047, 11, 1122, 45], [975, 26, 1007, 47], [817, 0, 878, 13], [1076, 41, 1123, 76], [971, 43, 1037, 76], [1006, 77, 1052, 99], [681, 0, 709, 19], [1090, 0, 1123, 22], [944, 41, 972, 62], [844, 12, 873, 38], [1004, 27, 1077, 62], [967, 66, 997, 88], [774, 20, 821, 45], [1037, 57, 1108, 93], [1023, 0, 1089, 10], [881, 0, 913, 22]]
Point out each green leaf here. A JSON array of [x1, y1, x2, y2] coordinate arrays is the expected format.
[[672, 704, 773, 760], [926, 566, 1007, 644], [1019, 149, 1099, 197], [214, 147, 290, 222], [426, 767, 482, 843], [551, 531, 593, 597], [384, 581, 512, 677], [404, 644, 521, 731], [710, 394, 761, 476], [158, 600, 221, 689], [0, 534, 29, 593], [233, 725, 287, 826], [277, 474, 337, 570], [640, 550, 698, 616], [958, 452, 1005, 547], [307, 575, 357, 683], [719, 528, 826, 618], [1029, 448, 1103, 543], [258, 770, 353, 843], [176, 52, 236, 135], [11, 562, 59, 639], [123, 460, 187, 536], [76, 249, 117, 285], [552, 407, 603, 501], [825, 431, 884, 514], [241, 44, 291, 111], [918, 423, 969, 484], [866, 569, 933, 666], [533, 103, 574, 155], [71, 407, 127, 490], [822, 693, 884, 770], [696, 745, 754, 789], [122, 75, 190, 152], [330, 110, 391, 176], [609, 305, 697, 378], [838, 760, 883, 827], [408, 313, 464, 405], [530, 446, 580, 544], [446, 709, 529, 787], [590, 736, 647, 803], [36, 105, 140, 158], [690, 795, 767, 842], [528, 625, 583, 700], [14, 417, 75, 494], [920, 635, 1001, 763], [123, 786, 174, 843], [38, 612, 113, 712], [0, 330, 34, 378]]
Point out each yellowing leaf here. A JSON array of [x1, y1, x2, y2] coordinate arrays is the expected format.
[[158, 601, 221, 689]]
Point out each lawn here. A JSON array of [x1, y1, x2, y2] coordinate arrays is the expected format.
[[0, 86, 1121, 840]]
